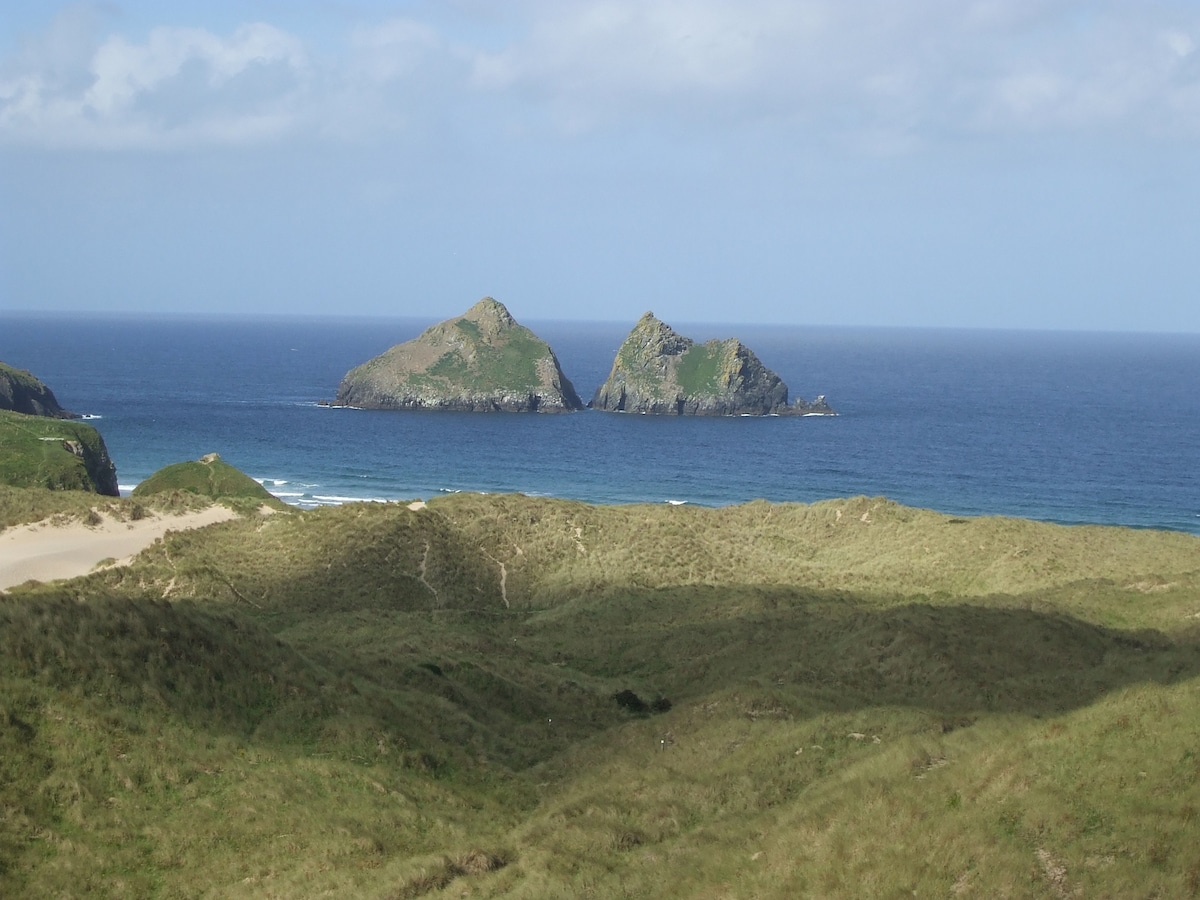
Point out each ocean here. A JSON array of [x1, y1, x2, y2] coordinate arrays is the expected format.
[[2, 312, 1198, 535]]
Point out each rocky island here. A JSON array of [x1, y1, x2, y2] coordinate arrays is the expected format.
[[590, 312, 834, 416], [333, 298, 584, 413]]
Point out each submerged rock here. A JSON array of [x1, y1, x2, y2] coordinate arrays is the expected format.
[[334, 298, 583, 413], [590, 312, 834, 416]]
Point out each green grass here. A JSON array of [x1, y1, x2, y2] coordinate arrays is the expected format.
[[674, 341, 727, 397], [1, 493, 1198, 896], [455, 318, 483, 340], [131, 454, 288, 511], [0, 410, 115, 495], [417, 327, 544, 394]]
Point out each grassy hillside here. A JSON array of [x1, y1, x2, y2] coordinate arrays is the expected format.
[[415, 323, 545, 394], [0, 410, 118, 496], [1, 492, 1198, 897], [132, 453, 288, 511]]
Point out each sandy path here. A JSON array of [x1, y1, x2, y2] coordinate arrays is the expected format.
[[0, 507, 239, 591]]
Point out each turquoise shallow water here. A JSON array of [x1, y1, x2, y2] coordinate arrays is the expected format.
[[3, 313, 1198, 534]]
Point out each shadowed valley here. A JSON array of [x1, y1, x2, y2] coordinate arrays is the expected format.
[[1, 488, 1199, 897]]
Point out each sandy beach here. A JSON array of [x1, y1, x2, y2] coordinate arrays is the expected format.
[[0, 506, 239, 591]]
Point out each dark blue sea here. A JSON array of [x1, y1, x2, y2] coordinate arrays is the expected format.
[[2, 313, 1198, 535]]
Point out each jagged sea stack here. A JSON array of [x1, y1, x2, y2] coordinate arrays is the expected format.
[[590, 312, 834, 416], [334, 298, 584, 412]]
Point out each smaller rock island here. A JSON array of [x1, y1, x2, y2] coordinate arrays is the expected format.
[[332, 298, 583, 413], [590, 312, 834, 417]]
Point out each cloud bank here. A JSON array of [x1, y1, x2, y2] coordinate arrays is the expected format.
[[2, 1, 1198, 151]]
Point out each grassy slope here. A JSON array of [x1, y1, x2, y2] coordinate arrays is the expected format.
[[131, 455, 288, 511], [1, 491, 1198, 897], [355, 316, 555, 400], [674, 341, 727, 397], [0, 411, 110, 494], [414, 323, 544, 394]]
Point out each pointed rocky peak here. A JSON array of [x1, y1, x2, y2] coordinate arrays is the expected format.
[[462, 297, 517, 333], [624, 312, 692, 359]]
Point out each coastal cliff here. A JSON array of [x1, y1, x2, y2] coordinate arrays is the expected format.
[[333, 298, 583, 413], [590, 313, 834, 416], [0, 362, 118, 495], [0, 409, 119, 496], [0, 361, 77, 419]]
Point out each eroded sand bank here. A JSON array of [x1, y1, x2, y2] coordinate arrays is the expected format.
[[0, 507, 239, 591]]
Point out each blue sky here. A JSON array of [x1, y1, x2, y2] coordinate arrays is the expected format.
[[2, 1, 1199, 330]]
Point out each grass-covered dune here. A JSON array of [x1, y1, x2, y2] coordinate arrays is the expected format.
[[132, 453, 289, 512], [1, 491, 1199, 897]]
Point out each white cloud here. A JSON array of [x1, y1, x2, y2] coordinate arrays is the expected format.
[[85, 24, 308, 114], [347, 18, 443, 83], [0, 15, 311, 148], [1, 1, 1199, 150], [466, 0, 1200, 142], [1165, 30, 1195, 60]]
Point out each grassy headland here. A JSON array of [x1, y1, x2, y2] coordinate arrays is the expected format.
[[1, 490, 1197, 897], [0, 410, 119, 496]]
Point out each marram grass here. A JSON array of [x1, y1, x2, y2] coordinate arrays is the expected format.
[[1, 489, 1198, 897], [132, 454, 289, 511]]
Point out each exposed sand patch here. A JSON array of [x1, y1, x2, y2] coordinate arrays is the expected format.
[[407, 500, 427, 511], [0, 506, 239, 591]]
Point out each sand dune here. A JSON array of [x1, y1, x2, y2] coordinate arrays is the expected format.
[[0, 507, 239, 591]]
